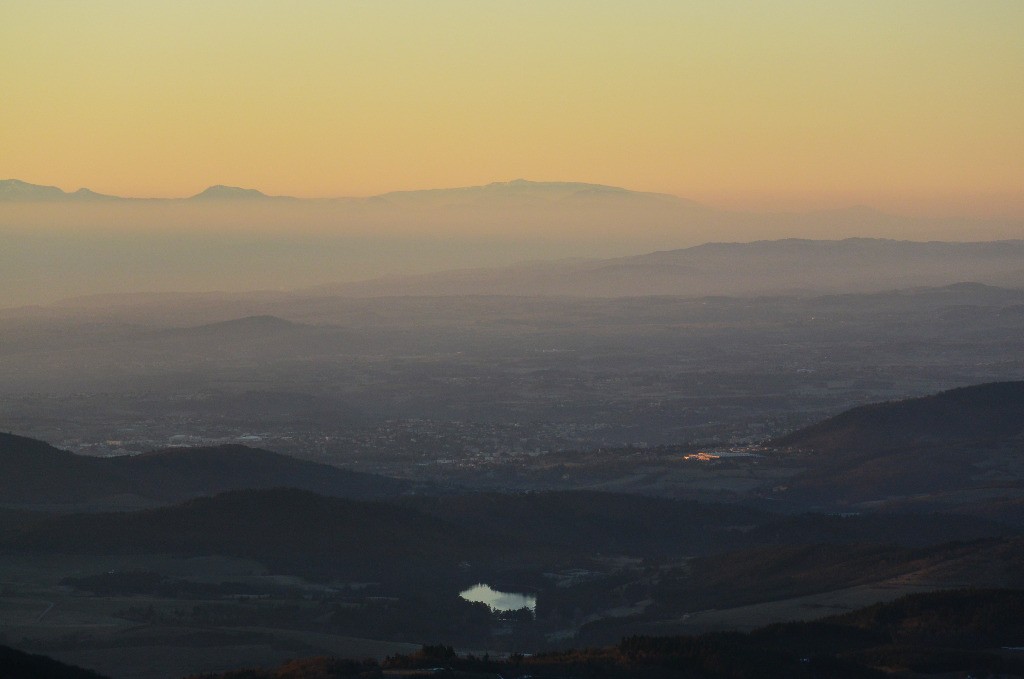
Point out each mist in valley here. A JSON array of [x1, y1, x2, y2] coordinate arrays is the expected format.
[[4, 184, 1024, 679], [3, 179, 1022, 306]]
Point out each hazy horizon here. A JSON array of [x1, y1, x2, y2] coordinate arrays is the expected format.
[[3, 2, 1023, 218], [3, 176, 1024, 308], [4, 3, 1023, 306], [2, 175, 1022, 221]]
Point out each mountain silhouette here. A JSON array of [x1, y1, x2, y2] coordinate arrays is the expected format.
[[0, 179, 119, 201], [187, 185, 293, 201]]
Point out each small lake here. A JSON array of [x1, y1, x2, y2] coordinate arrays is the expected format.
[[459, 583, 536, 612]]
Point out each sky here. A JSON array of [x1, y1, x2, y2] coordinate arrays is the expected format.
[[2, 1, 1023, 217]]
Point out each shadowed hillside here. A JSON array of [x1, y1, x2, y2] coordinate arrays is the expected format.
[[186, 589, 1024, 679], [402, 491, 768, 556], [769, 382, 1024, 511], [0, 488, 518, 583], [0, 433, 409, 510], [774, 381, 1024, 452], [110, 444, 410, 502], [0, 433, 128, 505], [0, 644, 110, 679]]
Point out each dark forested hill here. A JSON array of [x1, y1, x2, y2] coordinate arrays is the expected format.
[[185, 588, 1024, 679], [401, 491, 769, 556], [774, 381, 1024, 452], [768, 382, 1024, 512], [0, 433, 128, 506], [108, 444, 409, 502], [0, 433, 409, 510], [0, 644, 110, 679], [0, 488, 519, 583]]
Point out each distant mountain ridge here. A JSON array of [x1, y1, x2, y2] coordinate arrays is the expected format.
[[6, 176, 1022, 307], [0, 432, 408, 510], [0, 179, 120, 201], [168, 314, 302, 336], [372, 178, 695, 207], [0, 177, 681, 204], [188, 184, 294, 201]]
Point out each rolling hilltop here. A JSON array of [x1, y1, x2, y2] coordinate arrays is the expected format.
[[1, 488, 511, 583], [775, 380, 1024, 452], [771, 381, 1024, 512], [0, 433, 408, 510]]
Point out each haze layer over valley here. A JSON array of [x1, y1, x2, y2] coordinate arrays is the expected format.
[[3, 178, 1022, 306], [4, 189, 1024, 679], [6, 208, 1023, 678], [3, 237, 1024, 486]]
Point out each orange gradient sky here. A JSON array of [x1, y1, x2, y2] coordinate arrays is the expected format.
[[2, 1, 1022, 216]]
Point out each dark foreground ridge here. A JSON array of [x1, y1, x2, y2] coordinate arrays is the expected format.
[[0, 644, 110, 679], [1, 487, 512, 583], [183, 589, 1024, 679]]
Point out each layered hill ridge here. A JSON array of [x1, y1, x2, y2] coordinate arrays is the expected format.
[[5, 174, 1023, 306], [0, 433, 408, 510], [774, 381, 1024, 452], [2, 488, 509, 582], [0, 434, 126, 504], [770, 382, 1024, 512], [0, 178, 683, 204], [322, 238, 1024, 297], [0, 179, 119, 201], [160, 314, 304, 339]]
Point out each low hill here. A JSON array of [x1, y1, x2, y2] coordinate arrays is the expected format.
[[0, 644, 110, 679], [830, 587, 1024, 647], [404, 491, 765, 556], [0, 433, 408, 510], [1, 488, 518, 583], [571, 537, 1024, 645], [774, 381, 1024, 452], [404, 492, 1013, 564], [189, 588, 1024, 679], [0, 433, 129, 506], [769, 382, 1024, 511], [107, 444, 409, 503]]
